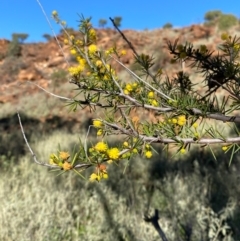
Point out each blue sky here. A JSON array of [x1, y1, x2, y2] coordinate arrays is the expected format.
[[1, 0, 240, 42]]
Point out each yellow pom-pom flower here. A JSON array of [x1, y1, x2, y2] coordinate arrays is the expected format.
[[107, 148, 120, 160], [95, 142, 108, 152], [120, 49, 126, 55], [89, 173, 101, 182], [148, 91, 155, 98], [93, 119, 103, 128], [222, 146, 228, 151], [145, 151, 152, 158], [59, 151, 70, 160], [193, 122, 198, 128], [177, 115, 186, 126], [88, 44, 97, 54], [62, 161, 72, 171], [97, 129, 103, 136], [180, 148, 186, 154]]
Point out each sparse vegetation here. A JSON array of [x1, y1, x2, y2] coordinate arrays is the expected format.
[[163, 22, 173, 29], [113, 16, 122, 28], [42, 33, 52, 41], [204, 10, 238, 30], [98, 18, 107, 28]]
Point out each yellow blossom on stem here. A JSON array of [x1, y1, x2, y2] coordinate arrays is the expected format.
[[63, 39, 68, 45], [62, 161, 73, 171], [145, 151, 153, 159], [148, 91, 155, 98], [95, 141, 108, 152], [120, 49, 126, 55], [68, 65, 84, 76], [123, 141, 129, 147], [89, 28, 96, 41], [180, 148, 186, 154], [194, 132, 199, 138], [125, 84, 133, 92], [49, 153, 59, 165], [93, 119, 103, 128], [95, 60, 103, 67], [132, 148, 138, 154], [107, 148, 120, 160], [89, 173, 101, 182], [97, 129, 103, 136], [193, 122, 198, 128], [150, 99, 158, 107], [77, 57, 86, 66], [171, 118, 178, 124], [88, 44, 97, 54], [59, 151, 70, 160], [177, 115, 186, 126], [70, 49, 77, 55], [222, 146, 228, 151]]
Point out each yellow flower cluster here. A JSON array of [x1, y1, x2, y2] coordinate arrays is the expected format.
[[168, 115, 186, 126], [147, 91, 158, 106], [177, 115, 186, 126], [49, 151, 73, 171], [68, 65, 84, 76], [88, 28, 97, 42], [144, 144, 153, 159], [222, 146, 229, 151], [93, 141, 120, 160], [107, 148, 120, 160], [88, 44, 98, 54], [89, 164, 108, 182], [93, 119, 103, 128], [95, 141, 108, 152], [180, 148, 186, 154], [123, 82, 139, 95]]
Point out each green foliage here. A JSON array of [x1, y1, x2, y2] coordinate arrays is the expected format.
[[98, 18, 107, 28], [42, 33, 52, 41], [113, 16, 122, 27], [204, 10, 222, 22], [6, 33, 24, 57], [204, 10, 238, 30], [12, 33, 29, 43], [218, 14, 238, 30], [163, 22, 173, 29]]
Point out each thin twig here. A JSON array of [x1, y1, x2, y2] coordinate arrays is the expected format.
[[17, 112, 59, 168], [111, 55, 173, 101], [35, 0, 69, 66]]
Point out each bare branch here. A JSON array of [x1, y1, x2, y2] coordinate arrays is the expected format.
[[17, 112, 59, 168]]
